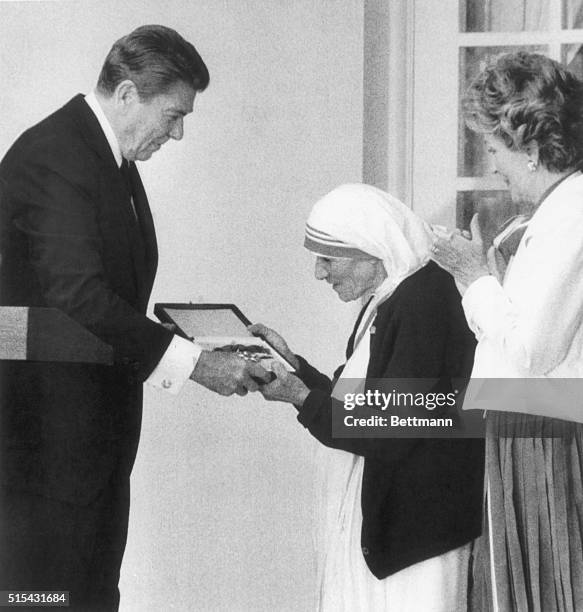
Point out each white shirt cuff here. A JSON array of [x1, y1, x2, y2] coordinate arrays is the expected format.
[[146, 335, 201, 395], [462, 275, 509, 340]]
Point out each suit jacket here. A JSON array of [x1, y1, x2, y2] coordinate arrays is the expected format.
[[295, 262, 484, 579], [0, 95, 174, 505]]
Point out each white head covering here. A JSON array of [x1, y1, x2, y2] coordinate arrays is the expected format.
[[305, 183, 434, 352]]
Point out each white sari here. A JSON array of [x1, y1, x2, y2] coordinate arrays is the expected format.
[[305, 184, 472, 611]]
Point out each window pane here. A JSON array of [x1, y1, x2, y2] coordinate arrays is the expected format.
[[563, 44, 583, 79], [462, 0, 549, 32], [456, 191, 519, 249], [458, 45, 547, 177], [563, 0, 583, 28]]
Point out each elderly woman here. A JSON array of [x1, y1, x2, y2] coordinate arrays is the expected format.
[[432, 52, 583, 612], [252, 184, 483, 611]]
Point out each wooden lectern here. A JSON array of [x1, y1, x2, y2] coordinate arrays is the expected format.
[[0, 306, 113, 364]]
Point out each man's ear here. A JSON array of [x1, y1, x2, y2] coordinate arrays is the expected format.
[[113, 80, 139, 110]]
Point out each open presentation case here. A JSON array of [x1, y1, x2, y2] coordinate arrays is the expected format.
[[154, 303, 295, 370]]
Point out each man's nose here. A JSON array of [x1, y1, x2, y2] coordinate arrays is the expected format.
[[169, 118, 184, 141]]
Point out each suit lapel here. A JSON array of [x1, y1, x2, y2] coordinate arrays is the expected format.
[[128, 162, 158, 305], [67, 95, 120, 174], [116, 164, 150, 306], [65, 95, 158, 308]]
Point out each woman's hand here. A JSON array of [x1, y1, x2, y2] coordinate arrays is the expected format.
[[248, 323, 299, 370], [431, 214, 491, 293], [259, 362, 310, 406]]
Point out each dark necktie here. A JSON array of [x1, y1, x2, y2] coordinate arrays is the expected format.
[[120, 159, 139, 221]]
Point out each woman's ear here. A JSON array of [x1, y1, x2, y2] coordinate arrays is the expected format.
[[525, 141, 540, 165]]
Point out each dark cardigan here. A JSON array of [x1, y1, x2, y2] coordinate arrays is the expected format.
[[295, 261, 484, 579]]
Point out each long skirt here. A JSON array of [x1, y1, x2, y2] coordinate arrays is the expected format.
[[314, 447, 472, 612], [471, 412, 583, 612]]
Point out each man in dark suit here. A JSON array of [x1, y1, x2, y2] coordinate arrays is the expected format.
[[0, 25, 269, 611]]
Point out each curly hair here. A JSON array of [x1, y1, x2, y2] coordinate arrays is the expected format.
[[463, 52, 583, 172]]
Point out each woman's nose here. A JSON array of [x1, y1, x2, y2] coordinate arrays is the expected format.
[[314, 259, 328, 280]]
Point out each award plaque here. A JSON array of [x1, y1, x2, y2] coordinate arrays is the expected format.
[[154, 303, 295, 370]]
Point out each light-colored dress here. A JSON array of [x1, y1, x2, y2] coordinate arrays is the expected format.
[[303, 183, 479, 611], [314, 296, 471, 612], [462, 172, 583, 611], [314, 445, 472, 612]]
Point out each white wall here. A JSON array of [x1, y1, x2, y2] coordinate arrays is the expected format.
[[363, 0, 414, 204], [0, 1, 363, 610]]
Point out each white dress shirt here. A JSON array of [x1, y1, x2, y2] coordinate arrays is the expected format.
[[84, 91, 200, 394]]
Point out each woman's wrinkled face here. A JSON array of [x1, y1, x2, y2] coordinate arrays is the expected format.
[[314, 256, 383, 302], [485, 134, 534, 204]]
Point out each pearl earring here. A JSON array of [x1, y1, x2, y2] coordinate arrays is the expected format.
[[527, 160, 537, 172]]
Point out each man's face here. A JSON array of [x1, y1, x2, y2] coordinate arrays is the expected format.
[[118, 81, 196, 161]]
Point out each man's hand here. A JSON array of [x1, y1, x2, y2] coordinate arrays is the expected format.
[[259, 362, 310, 405], [247, 323, 299, 370], [190, 350, 271, 396]]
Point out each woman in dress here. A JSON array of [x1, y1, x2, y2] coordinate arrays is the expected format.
[[252, 183, 484, 611], [432, 52, 583, 611]]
